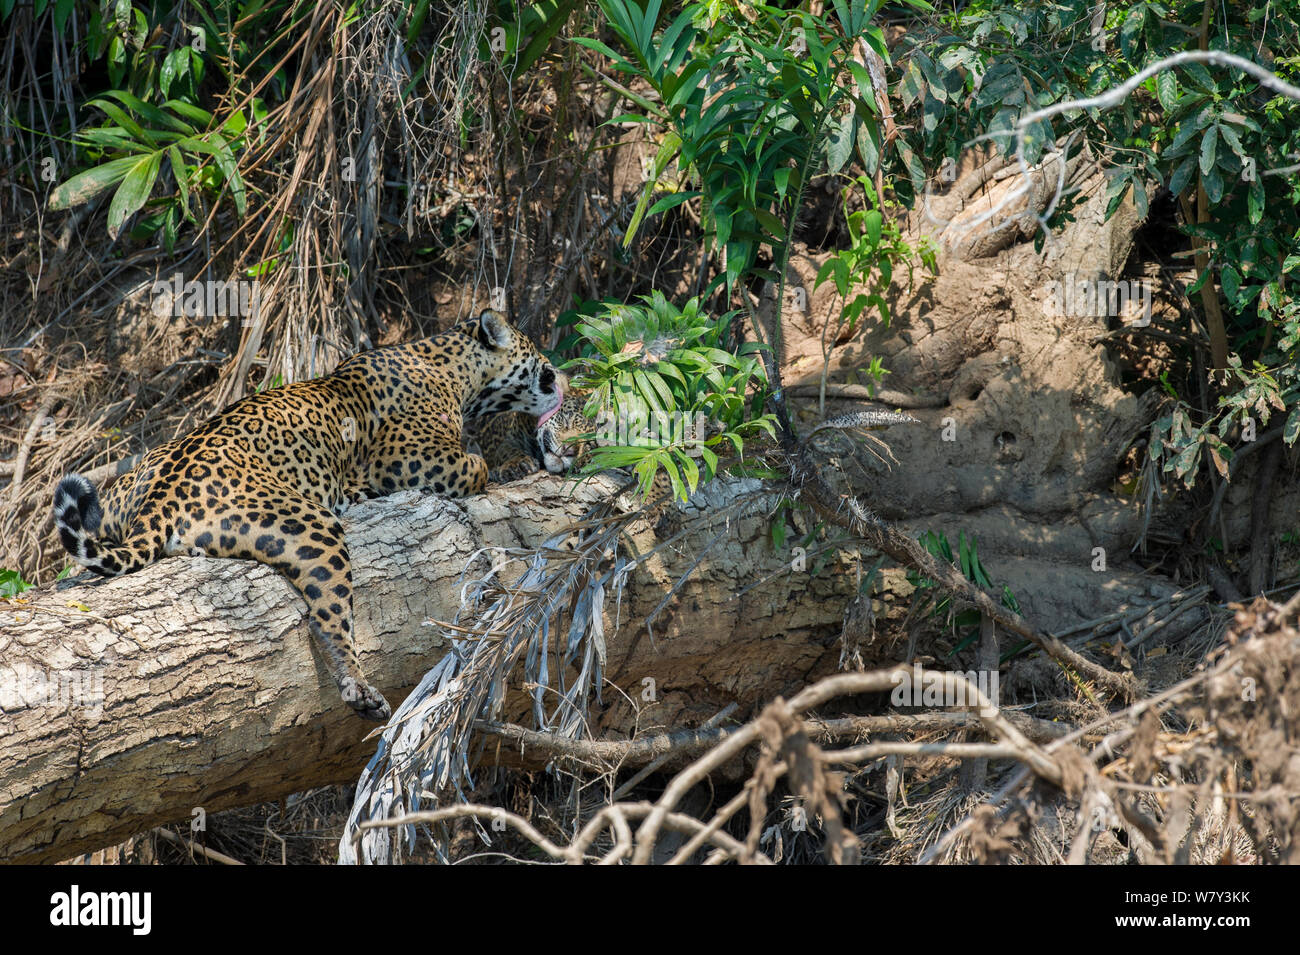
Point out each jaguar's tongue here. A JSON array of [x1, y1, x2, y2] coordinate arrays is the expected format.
[[536, 381, 564, 428]]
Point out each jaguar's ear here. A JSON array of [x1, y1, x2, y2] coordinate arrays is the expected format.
[[476, 309, 513, 350]]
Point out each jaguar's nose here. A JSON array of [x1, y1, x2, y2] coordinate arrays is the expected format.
[[539, 365, 556, 391]]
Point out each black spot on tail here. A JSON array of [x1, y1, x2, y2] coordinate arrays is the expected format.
[[53, 474, 105, 566], [54, 474, 103, 533], [52, 473, 131, 576]]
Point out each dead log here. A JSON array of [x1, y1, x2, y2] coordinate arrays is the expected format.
[[0, 474, 856, 863]]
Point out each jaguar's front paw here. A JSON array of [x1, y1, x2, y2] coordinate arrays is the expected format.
[[489, 456, 541, 484], [542, 450, 574, 474], [340, 677, 392, 722]]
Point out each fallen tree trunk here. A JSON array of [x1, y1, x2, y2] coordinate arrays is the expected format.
[[0, 474, 858, 863]]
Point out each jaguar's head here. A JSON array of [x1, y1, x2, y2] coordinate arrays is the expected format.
[[537, 391, 594, 474], [460, 309, 564, 422]]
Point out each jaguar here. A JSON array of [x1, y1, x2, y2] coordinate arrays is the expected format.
[[53, 309, 563, 721]]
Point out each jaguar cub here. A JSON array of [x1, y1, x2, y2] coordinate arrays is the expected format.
[[53, 309, 562, 721], [466, 390, 592, 483]]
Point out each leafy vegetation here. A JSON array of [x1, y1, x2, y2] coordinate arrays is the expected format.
[[3, 0, 1298, 568], [567, 292, 774, 499], [906, 531, 1020, 658], [0, 569, 34, 597], [586, 0, 928, 352]]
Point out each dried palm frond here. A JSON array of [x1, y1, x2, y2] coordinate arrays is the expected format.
[[340, 494, 639, 864], [340, 480, 771, 864]]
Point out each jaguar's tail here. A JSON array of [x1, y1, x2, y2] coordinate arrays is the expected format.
[[53, 474, 154, 577]]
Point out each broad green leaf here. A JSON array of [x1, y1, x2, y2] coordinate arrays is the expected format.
[[516, 0, 580, 73], [678, 451, 699, 493], [826, 109, 855, 175], [1247, 177, 1264, 225], [0, 569, 33, 597], [1203, 166, 1223, 204], [49, 156, 140, 210], [645, 190, 699, 218], [1156, 71, 1178, 111], [1168, 154, 1196, 197], [1199, 125, 1218, 176], [1220, 264, 1241, 305], [107, 151, 162, 240], [863, 209, 882, 249]]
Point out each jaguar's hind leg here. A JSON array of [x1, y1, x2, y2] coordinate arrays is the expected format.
[[186, 491, 391, 721]]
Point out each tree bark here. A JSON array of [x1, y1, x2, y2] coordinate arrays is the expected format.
[[0, 474, 856, 863]]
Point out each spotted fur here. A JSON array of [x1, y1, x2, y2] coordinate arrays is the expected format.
[[53, 310, 562, 721], [466, 390, 592, 483]]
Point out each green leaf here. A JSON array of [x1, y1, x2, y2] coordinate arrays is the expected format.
[[660, 453, 686, 501], [52, 0, 74, 31], [1198, 125, 1218, 176], [1247, 177, 1264, 225], [855, 118, 880, 175], [634, 454, 658, 495], [774, 166, 791, 203], [700, 445, 718, 476], [0, 568, 33, 597], [167, 145, 191, 219], [163, 100, 215, 127], [48, 156, 140, 210], [623, 131, 681, 249], [516, 0, 581, 73], [76, 126, 140, 150], [826, 109, 856, 176], [638, 368, 675, 413], [1216, 122, 1245, 158], [752, 207, 786, 239], [1187, 267, 1211, 297], [863, 209, 882, 249], [645, 190, 699, 218], [96, 91, 192, 135], [1156, 71, 1178, 111], [1184, 62, 1216, 94], [107, 151, 162, 240], [1202, 166, 1223, 204], [1168, 155, 1197, 197], [185, 135, 246, 216], [1104, 170, 1131, 219], [86, 98, 155, 147], [161, 203, 178, 251], [678, 451, 699, 494], [1220, 264, 1241, 305], [814, 258, 838, 290]]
